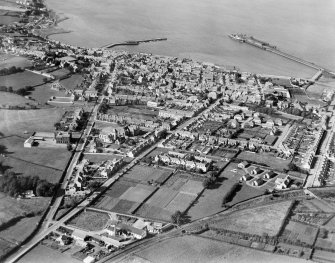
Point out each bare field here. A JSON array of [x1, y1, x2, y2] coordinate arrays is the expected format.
[[133, 235, 308, 263], [0, 108, 64, 136], [209, 201, 292, 236]]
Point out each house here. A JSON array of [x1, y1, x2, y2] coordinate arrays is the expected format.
[[23, 190, 35, 198], [24, 137, 35, 148], [238, 161, 249, 169], [252, 178, 264, 186], [275, 176, 291, 190], [240, 174, 252, 181], [251, 167, 262, 175], [83, 255, 95, 263], [263, 171, 276, 179]]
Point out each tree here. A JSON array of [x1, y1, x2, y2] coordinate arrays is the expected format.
[[171, 210, 183, 225], [43, 77, 49, 83], [54, 122, 61, 130], [7, 86, 13, 93], [67, 143, 73, 151]]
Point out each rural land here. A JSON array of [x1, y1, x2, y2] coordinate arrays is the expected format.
[[1, 0, 335, 263]]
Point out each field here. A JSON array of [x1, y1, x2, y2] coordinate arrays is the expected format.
[[123, 165, 172, 184], [0, 71, 44, 91], [0, 108, 65, 136], [209, 201, 293, 236], [107, 105, 158, 121], [133, 235, 308, 263], [0, 193, 50, 225], [238, 151, 290, 171], [68, 209, 110, 232], [18, 244, 78, 263], [0, 135, 71, 170], [0, 92, 38, 107], [60, 74, 84, 90], [135, 175, 203, 222], [93, 179, 156, 214], [281, 221, 319, 246], [312, 249, 335, 263], [0, 54, 32, 69], [0, 216, 41, 244], [0, 193, 50, 258], [315, 229, 335, 250], [30, 83, 70, 105]]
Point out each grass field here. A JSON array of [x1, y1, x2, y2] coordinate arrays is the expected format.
[[209, 201, 293, 236], [238, 151, 290, 171], [68, 210, 110, 232], [0, 92, 38, 107], [0, 71, 44, 91], [60, 74, 84, 90], [0, 108, 65, 136], [134, 235, 308, 263]]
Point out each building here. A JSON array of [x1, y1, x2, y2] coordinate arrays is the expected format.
[[55, 132, 71, 144]]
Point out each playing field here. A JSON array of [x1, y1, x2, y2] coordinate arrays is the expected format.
[[209, 201, 293, 236], [0, 108, 65, 136]]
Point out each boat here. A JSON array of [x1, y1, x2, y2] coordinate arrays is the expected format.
[[228, 34, 245, 42]]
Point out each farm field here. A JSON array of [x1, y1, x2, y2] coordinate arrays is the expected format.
[[0, 54, 31, 69], [133, 235, 308, 263], [0, 92, 38, 107], [238, 151, 290, 171], [67, 209, 110, 232], [209, 201, 293, 236], [0, 108, 65, 136], [0, 71, 44, 91]]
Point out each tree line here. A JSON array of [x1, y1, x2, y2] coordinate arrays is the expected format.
[[0, 66, 24, 76], [0, 169, 56, 197]]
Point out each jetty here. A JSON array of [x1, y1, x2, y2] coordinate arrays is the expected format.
[[100, 38, 167, 49], [228, 34, 335, 80]]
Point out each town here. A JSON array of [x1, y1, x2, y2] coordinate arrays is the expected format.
[[1, 0, 335, 263]]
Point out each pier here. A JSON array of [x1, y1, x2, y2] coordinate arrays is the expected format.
[[229, 34, 335, 80], [100, 38, 167, 49]]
